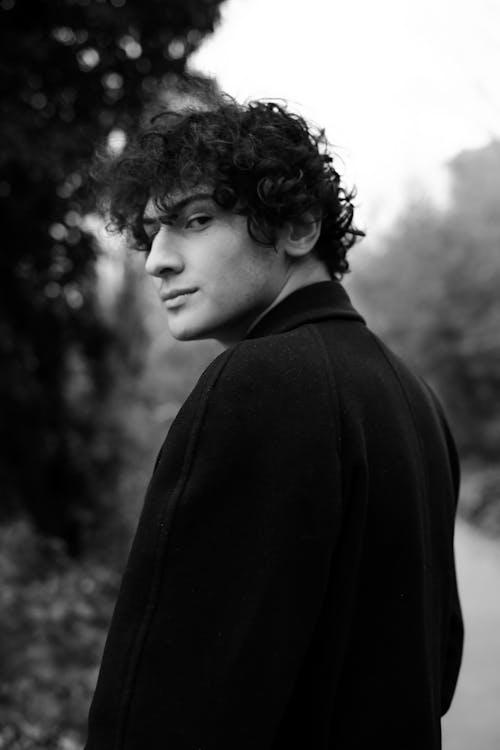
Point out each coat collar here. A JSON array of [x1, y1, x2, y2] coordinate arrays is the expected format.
[[245, 280, 365, 340]]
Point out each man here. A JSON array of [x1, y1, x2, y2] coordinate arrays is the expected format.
[[86, 88, 463, 749]]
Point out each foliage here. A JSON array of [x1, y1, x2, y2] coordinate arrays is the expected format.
[[0, 291, 220, 745], [0, 519, 120, 748], [459, 465, 500, 537], [0, 0, 226, 554], [348, 140, 500, 529]]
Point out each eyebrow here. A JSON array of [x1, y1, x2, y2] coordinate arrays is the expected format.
[[142, 192, 214, 223]]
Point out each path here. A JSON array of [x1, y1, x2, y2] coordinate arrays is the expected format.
[[442, 520, 500, 749]]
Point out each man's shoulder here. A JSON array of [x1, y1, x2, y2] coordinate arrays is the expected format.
[[209, 326, 326, 397], [173, 328, 337, 463], [180, 327, 331, 435]]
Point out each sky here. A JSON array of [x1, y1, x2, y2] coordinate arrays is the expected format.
[[191, 0, 500, 237]]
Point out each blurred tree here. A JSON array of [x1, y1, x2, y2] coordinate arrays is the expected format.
[[350, 140, 500, 466], [0, 0, 226, 555]]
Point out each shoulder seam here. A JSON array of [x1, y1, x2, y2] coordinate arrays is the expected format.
[[304, 324, 343, 505], [367, 331, 430, 501]]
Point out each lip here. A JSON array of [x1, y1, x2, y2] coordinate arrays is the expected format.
[[160, 287, 198, 309], [160, 286, 198, 302]]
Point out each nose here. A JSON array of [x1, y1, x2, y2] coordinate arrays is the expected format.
[[144, 226, 184, 278]]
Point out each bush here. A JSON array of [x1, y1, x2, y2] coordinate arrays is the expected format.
[[0, 520, 120, 747]]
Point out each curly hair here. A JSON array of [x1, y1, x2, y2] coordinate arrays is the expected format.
[[93, 91, 364, 278]]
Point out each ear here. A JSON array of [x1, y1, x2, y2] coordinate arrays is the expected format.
[[279, 213, 322, 258]]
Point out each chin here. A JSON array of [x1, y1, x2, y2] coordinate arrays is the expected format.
[[166, 308, 244, 345], [167, 319, 212, 342], [169, 327, 201, 342], [169, 320, 237, 346]]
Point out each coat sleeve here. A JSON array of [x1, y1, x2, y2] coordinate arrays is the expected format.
[[436, 401, 464, 715], [86, 336, 342, 750], [421, 380, 464, 715]]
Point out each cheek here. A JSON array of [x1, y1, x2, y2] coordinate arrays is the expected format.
[[192, 223, 282, 315], [207, 255, 273, 314], [219, 239, 278, 288]]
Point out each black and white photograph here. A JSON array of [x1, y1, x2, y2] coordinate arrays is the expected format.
[[1, 0, 499, 748]]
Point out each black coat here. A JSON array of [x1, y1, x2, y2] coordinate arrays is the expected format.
[[85, 281, 463, 750]]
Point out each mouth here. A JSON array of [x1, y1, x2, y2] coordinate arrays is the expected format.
[[160, 287, 198, 309]]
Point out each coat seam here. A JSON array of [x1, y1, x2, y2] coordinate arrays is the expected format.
[[304, 324, 344, 521], [114, 345, 240, 750]]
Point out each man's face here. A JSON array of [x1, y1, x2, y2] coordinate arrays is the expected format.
[[142, 189, 289, 345]]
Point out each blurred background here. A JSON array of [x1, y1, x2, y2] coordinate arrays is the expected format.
[[1, 0, 499, 747]]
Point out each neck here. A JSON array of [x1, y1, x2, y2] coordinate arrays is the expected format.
[[246, 256, 331, 338]]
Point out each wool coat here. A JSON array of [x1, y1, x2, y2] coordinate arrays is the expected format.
[[85, 280, 463, 750]]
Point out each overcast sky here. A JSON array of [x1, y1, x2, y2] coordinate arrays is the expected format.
[[191, 0, 500, 236]]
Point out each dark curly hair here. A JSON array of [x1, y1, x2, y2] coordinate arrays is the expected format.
[[94, 89, 364, 278]]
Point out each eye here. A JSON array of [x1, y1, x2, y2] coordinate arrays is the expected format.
[[185, 214, 212, 230], [142, 220, 161, 241]]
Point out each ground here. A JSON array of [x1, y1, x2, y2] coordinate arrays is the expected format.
[[442, 520, 500, 749]]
